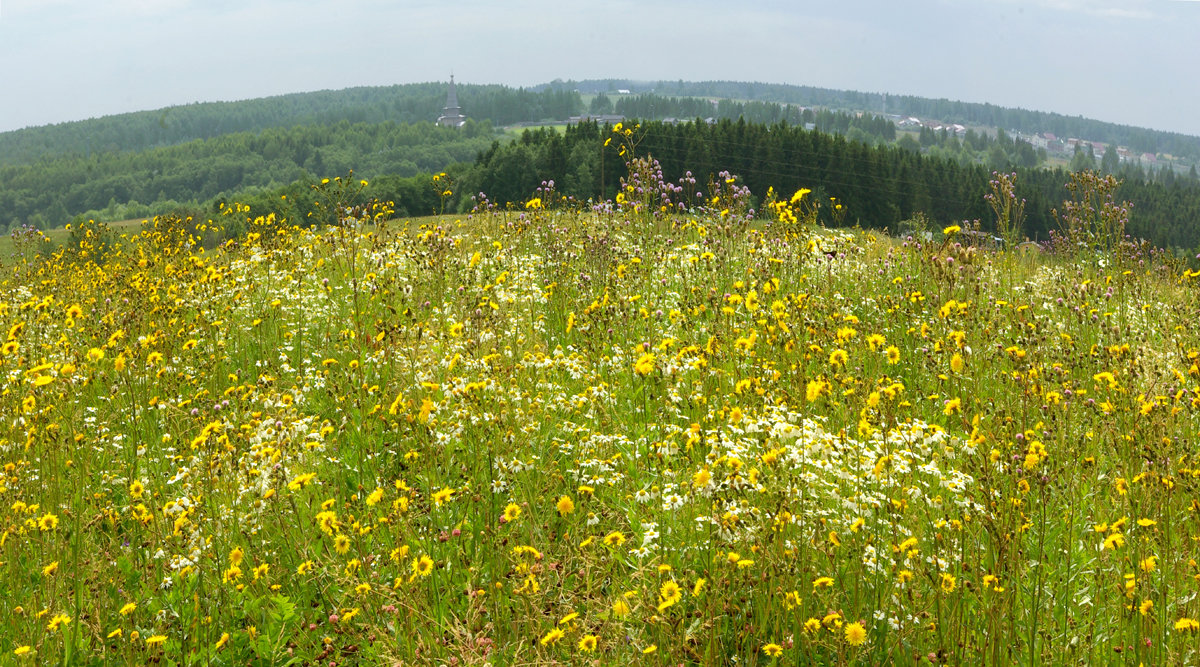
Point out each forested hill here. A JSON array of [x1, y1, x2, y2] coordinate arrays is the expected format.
[[550, 79, 1200, 162], [461, 120, 1200, 253], [6, 78, 1200, 252], [9, 77, 1199, 171], [0, 121, 496, 228], [0, 83, 581, 167]]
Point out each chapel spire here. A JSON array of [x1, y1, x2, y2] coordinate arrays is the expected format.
[[436, 75, 466, 128]]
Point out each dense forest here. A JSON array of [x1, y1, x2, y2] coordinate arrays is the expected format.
[[5, 78, 1200, 253], [600, 93, 897, 143], [458, 120, 1200, 253], [0, 83, 580, 167], [555, 79, 1200, 162], [0, 120, 496, 229]]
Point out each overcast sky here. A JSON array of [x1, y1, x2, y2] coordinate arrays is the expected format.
[[1, 0, 1198, 136]]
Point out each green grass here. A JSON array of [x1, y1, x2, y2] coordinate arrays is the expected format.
[[502, 122, 568, 136], [1, 181, 1199, 665], [0, 218, 147, 260]]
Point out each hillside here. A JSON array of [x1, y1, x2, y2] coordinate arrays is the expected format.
[[554, 79, 1200, 163], [0, 120, 496, 229], [0, 83, 580, 167], [4, 79, 1200, 253], [3, 171, 1200, 663]]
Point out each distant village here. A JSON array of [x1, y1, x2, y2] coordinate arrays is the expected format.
[[434, 80, 1186, 174], [894, 115, 1174, 170]]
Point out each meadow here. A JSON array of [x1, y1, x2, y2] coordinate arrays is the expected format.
[[3, 139, 1200, 666]]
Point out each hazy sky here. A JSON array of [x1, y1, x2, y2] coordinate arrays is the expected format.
[[1, 0, 1198, 136]]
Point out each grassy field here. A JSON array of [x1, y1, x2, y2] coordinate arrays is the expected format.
[[0, 219, 146, 260], [2, 168, 1200, 665]]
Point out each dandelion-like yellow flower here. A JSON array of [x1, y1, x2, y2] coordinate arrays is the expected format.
[[46, 613, 71, 633], [845, 622, 867, 646], [1140, 555, 1158, 573], [365, 488, 384, 506], [288, 472, 316, 491], [315, 510, 338, 535], [612, 597, 630, 618], [657, 580, 682, 611], [940, 573, 957, 593], [633, 352, 656, 376], [556, 495, 575, 516], [885, 346, 901, 364], [432, 487, 455, 507], [413, 554, 434, 577], [558, 612, 579, 627], [540, 627, 565, 646]]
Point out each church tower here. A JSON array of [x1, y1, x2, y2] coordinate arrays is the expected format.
[[436, 76, 467, 128]]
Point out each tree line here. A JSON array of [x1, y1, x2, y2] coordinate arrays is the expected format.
[[0, 83, 581, 168], [6, 94, 1200, 255], [0, 120, 496, 230], [600, 93, 896, 143], [461, 119, 1200, 253], [552, 79, 1200, 163]]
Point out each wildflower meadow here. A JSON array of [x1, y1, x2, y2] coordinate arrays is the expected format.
[[4, 127, 1200, 665]]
